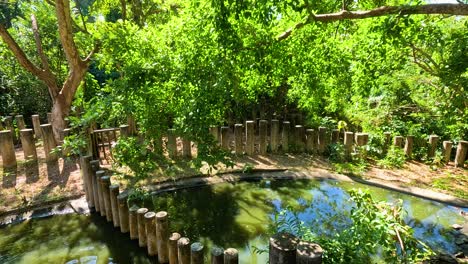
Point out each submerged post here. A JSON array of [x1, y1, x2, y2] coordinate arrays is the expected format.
[[20, 129, 37, 161], [234, 124, 243, 155], [156, 211, 169, 263], [145, 211, 158, 256], [0, 130, 17, 169], [282, 121, 290, 152], [269, 232, 299, 264], [245, 121, 255, 155], [191, 242, 205, 264], [31, 115, 42, 139], [442, 141, 452, 163], [259, 120, 268, 155], [169, 232, 181, 264], [224, 248, 239, 264], [109, 184, 120, 227], [177, 237, 191, 264], [137, 208, 149, 247], [117, 192, 129, 233], [296, 241, 323, 264], [455, 140, 468, 168]]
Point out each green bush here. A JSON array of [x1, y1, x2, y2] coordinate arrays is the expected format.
[[378, 145, 406, 169], [112, 137, 158, 178]]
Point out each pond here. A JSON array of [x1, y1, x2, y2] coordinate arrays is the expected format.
[[0, 178, 466, 263]]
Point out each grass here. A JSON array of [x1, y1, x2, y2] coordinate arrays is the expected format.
[[432, 172, 468, 200]]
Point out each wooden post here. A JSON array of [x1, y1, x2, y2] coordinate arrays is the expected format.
[[145, 211, 158, 256], [271, 119, 279, 153], [109, 184, 120, 227], [296, 241, 323, 264], [209, 126, 219, 144], [282, 121, 290, 152], [224, 248, 239, 264], [191, 242, 204, 264], [167, 129, 177, 158], [47, 112, 53, 124], [96, 170, 106, 216], [177, 237, 191, 264], [137, 208, 149, 247], [344, 132, 354, 161], [129, 205, 139, 240], [120, 125, 130, 138], [221, 126, 230, 150], [234, 124, 243, 155], [317, 127, 327, 154], [259, 120, 268, 155], [211, 246, 224, 264], [245, 121, 255, 155], [79, 155, 93, 207], [295, 125, 305, 153], [331, 129, 340, 144], [31, 115, 42, 139], [20, 129, 37, 160], [404, 136, 414, 158], [393, 136, 404, 148], [127, 114, 136, 136], [0, 130, 17, 169], [41, 124, 58, 162], [182, 139, 192, 158], [117, 192, 129, 233], [428, 135, 439, 158], [15, 115, 26, 130], [4, 116, 15, 143], [100, 175, 112, 222], [306, 129, 317, 154], [383, 132, 391, 153], [269, 232, 298, 264], [90, 162, 101, 213], [455, 141, 468, 168], [443, 141, 452, 163], [169, 232, 181, 264], [156, 211, 169, 263]]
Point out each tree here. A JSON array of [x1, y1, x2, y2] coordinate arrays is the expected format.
[[0, 0, 95, 141]]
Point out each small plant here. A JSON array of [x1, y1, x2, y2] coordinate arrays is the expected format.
[[112, 137, 158, 178], [242, 163, 255, 173], [378, 145, 406, 169]]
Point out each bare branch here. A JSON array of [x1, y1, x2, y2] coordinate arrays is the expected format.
[[278, 3, 468, 40]]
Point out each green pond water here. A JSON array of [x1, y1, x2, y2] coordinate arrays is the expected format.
[[0, 179, 466, 263]]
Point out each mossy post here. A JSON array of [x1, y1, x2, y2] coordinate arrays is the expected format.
[[294, 125, 305, 153], [224, 248, 239, 264], [428, 135, 439, 158], [156, 211, 169, 263], [245, 121, 255, 155], [211, 246, 224, 264], [209, 126, 220, 144], [15, 115, 26, 130], [145, 211, 158, 256], [41, 124, 58, 162], [129, 205, 139, 240], [331, 129, 340, 144], [169, 232, 181, 264], [137, 208, 149, 247], [167, 129, 177, 158], [393, 136, 404, 148], [182, 139, 192, 159], [442, 141, 452, 163], [234, 124, 243, 155], [0, 130, 17, 169], [344, 132, 354, 161], [191, 242, 204, 264], [117, 192, 129, 233], [454, 141, 468, 168], [31, 115, 42, 139], [109, 184, 120, 227], [177, 237, 191, 264], [79, 155, 93, 207], [282, 121, 290, 152], [100, 175, 112, 222], [404, 136, 414, 158], [120, 125, 130, 138], [270, 119, 279, 153], [221, 126, 230, 150], [96, 170, 106, 216], [296, 241, 323, 264], [318, 127, 327, 155], [90, 162, 102, 213], [269, 232, 299, 264], [20, 129, 37, 161], [259, 120, 268, 155]]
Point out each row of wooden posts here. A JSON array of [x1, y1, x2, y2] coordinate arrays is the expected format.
[[0, 113, 54, 142], [80, 156, 323, 263]]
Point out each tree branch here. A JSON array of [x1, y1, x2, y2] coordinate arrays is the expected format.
[[31, 14, 51, 72], [278, 3, 468, 40]]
